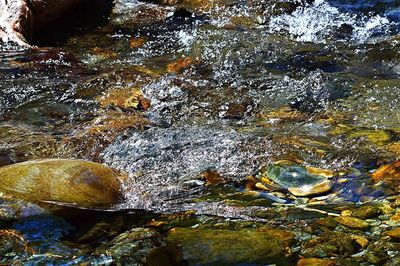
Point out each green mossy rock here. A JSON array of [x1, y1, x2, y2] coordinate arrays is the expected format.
[[0, 159, 122, 208], [167, 227, 293, 265], [351, 205, 382, 219], [335, 216, 370, 229]]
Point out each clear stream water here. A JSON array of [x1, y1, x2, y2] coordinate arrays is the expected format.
[[0, 0, 399, 212]]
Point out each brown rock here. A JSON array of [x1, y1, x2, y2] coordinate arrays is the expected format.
[[98, 87, 151, 111], [130, 37, 146, 49], [258, 227, 296, 247], [297, 258, 336, 266], [167, 57, 193, 73], [90, 47, 118, 61], [301, 231, 359, 258], [315, 217, 338, 229], [95, 227, 184, 265], [352, 205, 382, 219], [0, 159, 123, 208], [340, 210, 353, 217], [167, 228, 290, 265], [394, 196, 400, 207], [384, 228, 400, 239], [335, 216, 370, 229], [201, 170, 223, 186], [288, 180, 331, 197], [390, 212, 400, 222], [372, 161, 400, 181], [351, 235, 369, 249]]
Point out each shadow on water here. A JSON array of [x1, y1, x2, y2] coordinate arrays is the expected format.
[[32, 0, 114, 47], [1, 206, 158, 252]]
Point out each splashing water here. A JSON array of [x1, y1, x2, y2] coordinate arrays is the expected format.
[[268, 0, 396, 43], [102, 125, 271, 209]]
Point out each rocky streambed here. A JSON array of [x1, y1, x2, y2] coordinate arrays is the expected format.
[[0, 0, 400, 265]]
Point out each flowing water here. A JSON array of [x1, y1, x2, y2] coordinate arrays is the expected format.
[[1, 0, 400, 265]]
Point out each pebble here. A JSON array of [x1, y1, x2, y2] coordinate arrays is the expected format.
[[384, 228, 400, 239], [335, 216, 370, 229], [297, 258, 336, 266], [316, 217, 338, 229], [351, 235, 369, 249], [390, 212, 400, 222], [352, 205, 381, 219]]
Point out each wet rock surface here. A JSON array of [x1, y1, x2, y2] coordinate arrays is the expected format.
[[167, 227, 292, 265], [94, 227, 184, 266], [0, 159, 123, 208]]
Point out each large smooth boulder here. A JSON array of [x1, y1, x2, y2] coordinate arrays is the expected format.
[[0, 159, 123, 208]]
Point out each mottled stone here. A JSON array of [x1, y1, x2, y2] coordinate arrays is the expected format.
[[335, 216, 370, 229], [0, 229, 34, 256], [167, 228, 292, 265], [384, 228, 400, 239], [351, 235, 369, 249], [97, 87, 150, 111], [257, 227, 296, 247], [111, 0, 174, 29], [297, 258, 336, 266], [372, 161, 400, 182], [301, 231, 361, 258], [364, 252, 388, 265], [315, 217, 338, 229], [95, 227, 183, 266], [390, 212, 400, 223], [352, 205, 382, 219]]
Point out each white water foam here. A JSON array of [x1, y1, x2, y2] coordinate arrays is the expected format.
[[268, 0, 394, 44]]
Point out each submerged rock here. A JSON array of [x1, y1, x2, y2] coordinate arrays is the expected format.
[[384, 228, 400, 240], [351, 205, 382, 219], [111, 0, 175, 30], [370, 161, 400, 195], [372, 161, 400, 182], [0, 229, 34, 257], [0, 124, 58, 165], [257, 160, 334, 197], [335, 216, 370, 229], [104, 126, 268, 181], [167, 227, 293, 265], [297, 258, 336, 266], [301, 231, 362, 259], [60, 112, 149, 161], [97, 87, 151, 111], [0, 159, 123, 208], [95, 227, 184, 266]]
